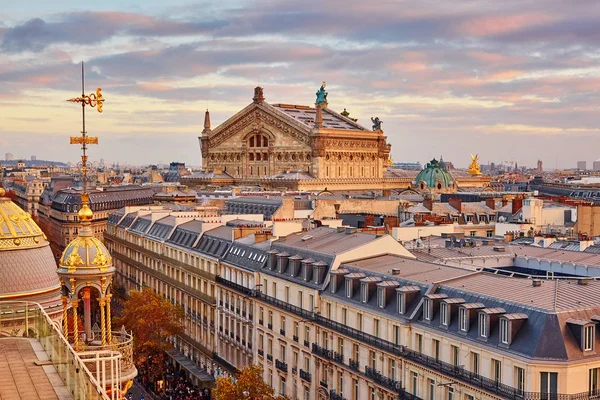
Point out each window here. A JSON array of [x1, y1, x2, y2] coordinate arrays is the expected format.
[[441, 302, 449, 326], [398, 292, 406, 314], [492, 359, 502, 383], [459, 308, 468, 332], [374, 319, 380, 336], [540, 372, 558, 398], [500, 318, 510, 344], [342, 308, 347, 325], [590, 367, 600, 394], [353, 379, 359, 400], [272, 282, 277, 298], [280, 344, 286, 360], [515, 367, 525, 394], [280, 377, 286, 396], [389, 359, 396, 380], [338, 338, 344, 356], [377, 287, 384, 308], [353, 343, 360, 362], [361, 283, 368, 303], [309, 294, 314, 311], [585, 325, 595, 351], [393, 325, 400, 345], [285, 286, 290, 303], [411, 372, 418, 396], [305, 387, 310, 400], [451, 345, 459, 367], [345, 279, 352, 298], [447, 386, 454, 400], [305, 326, 310, 342], [478, 313, 488, 338], [370, 350, 376, 369], [423, 298, 432, 321], [432, 339, 440, 361], [428, 378, 435, 400], [415, 333, 423, 353], [487, 230, 494, 237], [268, 338, 273, 357], [469, 231, 476, 237], [358, 313, 363, 330], [471, 352, 480, 375], [268, 369, 273, 387], [327, 303, 332, 319]]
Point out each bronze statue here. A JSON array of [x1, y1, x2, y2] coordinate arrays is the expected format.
[[371, 117, 383, 131]]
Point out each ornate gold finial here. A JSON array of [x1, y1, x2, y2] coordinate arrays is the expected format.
[[468, 154, 482, 176], [66, 62, 104, 224]]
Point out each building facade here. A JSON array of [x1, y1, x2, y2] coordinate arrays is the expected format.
[[107, 207, 600, 400]]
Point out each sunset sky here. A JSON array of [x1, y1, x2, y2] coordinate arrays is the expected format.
[[1, 0, 599, 168]]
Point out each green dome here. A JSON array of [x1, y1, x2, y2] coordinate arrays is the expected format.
[[415, 159, 454, 190]]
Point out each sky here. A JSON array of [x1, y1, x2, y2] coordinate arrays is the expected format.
[[1, 0, 600, 169]]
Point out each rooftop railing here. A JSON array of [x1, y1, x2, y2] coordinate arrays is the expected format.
[[0, 301, 122, 400]]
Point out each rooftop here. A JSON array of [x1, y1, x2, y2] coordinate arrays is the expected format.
[[270, 104, 368, 131]]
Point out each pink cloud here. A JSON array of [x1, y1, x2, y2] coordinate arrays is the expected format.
[[459, 13, 555, 36]]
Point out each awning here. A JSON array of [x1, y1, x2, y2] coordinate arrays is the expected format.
[[166, 349, 215, 383]]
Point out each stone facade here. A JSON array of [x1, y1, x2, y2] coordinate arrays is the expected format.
[[198, 87, 390, 182]]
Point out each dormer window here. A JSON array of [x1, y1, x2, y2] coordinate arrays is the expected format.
[[459, 308, 467, 332], [377, 287, 384, 308], [345, 279, 352, 298], [441, 303, 449, 326], [331, 279, 336, 293], [479, 313, 488, 338], [500, 318, 509, 344], [398, 292, 405, 314], [423, 298, 432, 321], [361, 282, 368, 303], [585, 325, 595, 351]]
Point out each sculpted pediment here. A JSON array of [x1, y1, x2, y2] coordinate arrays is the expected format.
[[207, 103, 312, 148]]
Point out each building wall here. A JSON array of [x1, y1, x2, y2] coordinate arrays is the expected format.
[[575, 203, 600, 237]]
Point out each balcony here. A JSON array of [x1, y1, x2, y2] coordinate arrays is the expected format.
[[299, 369, 311, 383], [292, 366, 298, 374], [0, 301, 127, 399], [293, 335, 299, 342], [320, 380, 328, 389], [330, 390, 347, 400], [215, 276, 254, 296], [275, 359, 288, 373], [267, 323, 273, 330], [267, 354, 273, 362], [258, 349, 264, 357], [259, 319, 264, 325], [348, 358, 360, 371], [365, 366, 403, 393], [304, 339, 310, 347], [280, 328, 286, 336]]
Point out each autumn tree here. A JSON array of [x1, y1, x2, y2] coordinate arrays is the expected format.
[[115, 288, 185, 382], [212, 364, 290, 400]]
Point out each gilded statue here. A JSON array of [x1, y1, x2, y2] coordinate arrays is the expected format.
[[468, 154, 482, 175]]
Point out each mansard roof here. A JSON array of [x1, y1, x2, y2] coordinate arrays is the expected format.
[[270, 104, 369, 131]]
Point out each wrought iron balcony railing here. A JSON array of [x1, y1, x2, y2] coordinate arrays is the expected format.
[[299, 369, 311, 382], [275, 359, 288, 373]]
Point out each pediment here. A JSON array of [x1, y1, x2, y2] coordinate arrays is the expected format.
[[207, 102, 312, 148]]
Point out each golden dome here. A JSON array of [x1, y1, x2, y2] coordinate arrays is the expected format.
[[0, 197, 47, 250], [59, 231, 113, 273]]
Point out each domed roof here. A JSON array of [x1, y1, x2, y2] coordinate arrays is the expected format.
[[0, 192, 62, 300], [0, 190, 46, 249], [415, 159, 454, 190], [58, 231, 113, 273]]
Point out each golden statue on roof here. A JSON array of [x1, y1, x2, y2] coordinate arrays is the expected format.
[[468, 154, 482, 176]]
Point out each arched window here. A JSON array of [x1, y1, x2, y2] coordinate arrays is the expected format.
[[249, 134, 269, 148]]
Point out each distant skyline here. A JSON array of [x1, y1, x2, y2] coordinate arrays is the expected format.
[[1, 0, 600, 168]]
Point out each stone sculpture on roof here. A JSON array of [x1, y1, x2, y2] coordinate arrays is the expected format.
[[315, 81, 328, 105]]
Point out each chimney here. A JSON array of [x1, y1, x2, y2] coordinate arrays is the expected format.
[[504, 232, 514, 243], [253, 86, 265, 103], [449, 198, 462, 213], [267, 250, 278, 270], [202, 109, 211, 133], [532, 279, 542, 287], [315, 105, 323, 128], [485, 198, 496, 210], [423, 198, 433, 211], [512, 198, 523, 215]]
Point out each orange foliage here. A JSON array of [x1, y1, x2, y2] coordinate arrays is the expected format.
[[212, 365, 290, 400], [115, 288, 185, 379]]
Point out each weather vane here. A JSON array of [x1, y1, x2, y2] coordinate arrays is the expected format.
[[66, 61, 104, 209]]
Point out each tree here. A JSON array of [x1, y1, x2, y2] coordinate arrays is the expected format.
[[212, 365, 290, 400], [115, 288, 185, 382]]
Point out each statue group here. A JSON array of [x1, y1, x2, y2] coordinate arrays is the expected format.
[[315, 82, 328, 105], [371, 117, 383, 131]]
